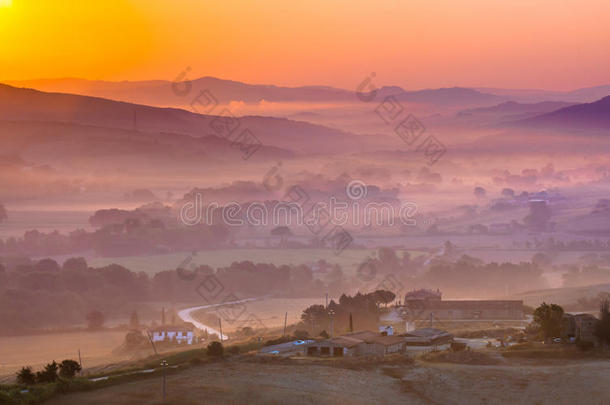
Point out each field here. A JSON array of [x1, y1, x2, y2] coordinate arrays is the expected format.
[[45, 356, 610, 404], [0, 330, 127, 383], [87, 248, 421, 276]]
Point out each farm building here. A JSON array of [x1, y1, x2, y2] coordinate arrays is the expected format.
[[561, 313, 599, 344], [400, 289, 523, 320], [149, 325, 195, 344], [402, 328, 454, 346], [305, 331, 406, 357]]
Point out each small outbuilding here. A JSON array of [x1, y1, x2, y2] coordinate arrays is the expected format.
[[305, 330, 407, 357], [402, 328, 453, 346]]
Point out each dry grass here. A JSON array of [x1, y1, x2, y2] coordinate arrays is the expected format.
[[420, 349, 501, 365]]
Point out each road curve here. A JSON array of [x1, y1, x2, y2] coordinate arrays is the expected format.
[[177, 297, 262, 340]]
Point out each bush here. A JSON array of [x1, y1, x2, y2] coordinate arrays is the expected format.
[[36, 361, 59, 383], [293, 330, 309, 339], [263, 336, 293, 347], [206, 341, 224, 357], [59, 360, 82, 379], [16, 366, 36, 385]]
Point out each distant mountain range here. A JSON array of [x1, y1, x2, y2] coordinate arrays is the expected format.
[[459, 101, 576, 117], [3, 77, 509, 109], [476, 85, 610, 103], [515, 95, 610, 130]]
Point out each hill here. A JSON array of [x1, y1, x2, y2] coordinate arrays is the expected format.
[[515, 95, 610, 130], [0, 83, 367, 154]]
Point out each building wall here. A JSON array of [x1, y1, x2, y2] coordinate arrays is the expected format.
[[575, 317, 598, 343]]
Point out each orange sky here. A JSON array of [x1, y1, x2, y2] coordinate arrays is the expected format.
[[1, 0, 609, 90]]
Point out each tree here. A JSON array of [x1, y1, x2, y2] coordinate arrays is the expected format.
[[16, 367, 36, 385], [36, 361, 59, 383], [270, 226, 293, 246], [59, 360, 82, 379], [34, 258, 60, 272], [125, 330, 147, 349], [594, 299, 610, 346], [86, 310, 105, 330], [207, 341, 224, 357], [349, 313, 354, 332], [533, 302, 564, 340], [473, 187, 486, 198], [372, 290, 396, 307], [501, 188, 515, 198], [129, 310, 140, 329], [62, 257, 88, 272], [532, 252, 552, 267], [524, 200, 552, 231]]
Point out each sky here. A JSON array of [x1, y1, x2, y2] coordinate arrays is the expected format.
[[1, 0, 609, 90]]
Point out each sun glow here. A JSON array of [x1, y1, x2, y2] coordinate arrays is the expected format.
[[0, 0, 12, 8]]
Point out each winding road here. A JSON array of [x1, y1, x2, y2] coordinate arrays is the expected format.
[[177, 297, 262, 340]]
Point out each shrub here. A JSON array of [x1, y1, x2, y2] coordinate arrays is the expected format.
[[59, 360, 82, 379], [16, 366, 36, 385], [594, 299, 610, 346], [206, 341, 224, 357], [36, 361, 59, 383], [293, 330, 309, 339]]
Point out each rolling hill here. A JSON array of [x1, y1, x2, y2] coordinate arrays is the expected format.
[[515, 95, 610, 130], [0, 83, 374, 154]]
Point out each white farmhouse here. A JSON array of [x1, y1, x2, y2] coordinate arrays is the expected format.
[[150, 325, 195, 344]]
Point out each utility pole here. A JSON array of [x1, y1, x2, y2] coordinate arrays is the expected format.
[[325, 293, 328, 309], [146, 331, 158, 356], [283, 312, 287, 336], [78, 349, 83, 374], [160, 360, 168, 401], [218, 318, 223, 342], [328, 308, 335, 357]]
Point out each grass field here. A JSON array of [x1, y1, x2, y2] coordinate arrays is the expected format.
[[0, 330, 127, 383], [45, 355, 610, 405]]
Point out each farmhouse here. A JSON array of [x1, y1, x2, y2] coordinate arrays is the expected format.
[[400, 289, 523, 320], [305, 331, 406, 357], [149, 325, 195, 344]]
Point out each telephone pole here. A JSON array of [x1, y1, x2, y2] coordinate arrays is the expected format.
[[283, 312, 288, 336]]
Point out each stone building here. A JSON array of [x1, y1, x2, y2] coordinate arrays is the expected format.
[[399, 289, 523, 320], [305, 331, 406, 357]]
